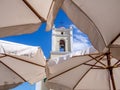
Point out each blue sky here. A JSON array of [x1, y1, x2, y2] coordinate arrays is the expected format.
[[0, 9, 91, 90]]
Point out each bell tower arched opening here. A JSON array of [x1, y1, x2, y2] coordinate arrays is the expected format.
[[59, 39, 65, 52]]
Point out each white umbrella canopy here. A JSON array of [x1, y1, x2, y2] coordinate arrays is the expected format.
[[61, 0, 120, 59], [46, 52, 120, 90], [0, 0, 64, 37], [0, 0, 40, 37], [0, 40, 46, 89]]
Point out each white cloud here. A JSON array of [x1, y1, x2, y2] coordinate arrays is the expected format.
[[73, 41, 90, 52], [71, 24, 92, 51], [70, 24, 82, 33], [73, 34, 89, 44]]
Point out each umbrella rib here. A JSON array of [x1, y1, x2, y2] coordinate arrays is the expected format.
[[114, 63, 120, 68], [107, 70, 112, 90], [0, 55, 6, 58], [109, 68, 116, 90], [116, 64, 120, 67], [48, 54, 104, 80], [106, 52, 116, 90], [113, 59, 120, 67], [89, 55, 106, 67], [84, 63, 104, 69], [73, 55, 105, 90], [108, 33, 120, 47], [23, 0, 46, 22], [4, 54, 45, 68], [46, 0, 54, 19], [0, 60, 26, 82]]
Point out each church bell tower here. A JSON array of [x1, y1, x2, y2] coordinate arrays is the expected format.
[[50, 26, 73, 59]]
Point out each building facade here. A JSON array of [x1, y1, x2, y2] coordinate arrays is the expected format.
[[50, 26, 73, 59]]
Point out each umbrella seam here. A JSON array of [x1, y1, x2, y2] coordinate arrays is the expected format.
[[0, 60, 26, 82], [3, 54, 45, 68], [23, 0, 46, 22]]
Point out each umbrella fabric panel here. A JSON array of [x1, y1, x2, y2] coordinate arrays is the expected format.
[[62, 0, 105, 52], [8, 48, 46, 67], [0, 0, 41, 37], [0, 40, 46, 89], [113, 68, 120, 89], [23, 0, 53, 20], [110, 48, 120, 60], [0, 0, 40, 27], [0, 56, 46, 84], [73, 0, 120, 46], [30, 48, 46, 66], [46, 82, 71, 90], [110, 36, 120, 60], [0, 62, 24, 86], [46, 53, 106, 89], [62, 0, 120, 52], [0, 40, 38, 55], [47, 63, 96, 89], [0, 23, 41, 38], [46, 0, 64, 31], [76, 69, 110, 90], [0, 40, 46, 66]]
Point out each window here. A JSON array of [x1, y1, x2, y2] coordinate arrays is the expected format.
[[59, 40, 65, 52], [61, 32, 63, 35]]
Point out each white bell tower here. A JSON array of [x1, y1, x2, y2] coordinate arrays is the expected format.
[[50, 25, 73, 59]]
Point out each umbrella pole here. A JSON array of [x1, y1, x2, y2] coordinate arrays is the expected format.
[[106, 52, 116, 90]]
